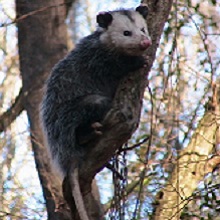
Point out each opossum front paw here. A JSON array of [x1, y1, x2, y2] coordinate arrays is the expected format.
[[134, 56, 147, 70], [91, 122, 103, 136], [77, 122, 104, 145], [142, 55, 150, 68]]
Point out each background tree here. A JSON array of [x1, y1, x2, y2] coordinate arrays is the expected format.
[[0, 0, 220, 219]]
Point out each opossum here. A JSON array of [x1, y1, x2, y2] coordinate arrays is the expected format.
[[40, 5, 151, 220]]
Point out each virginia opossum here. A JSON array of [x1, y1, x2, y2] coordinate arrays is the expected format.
[[41, 5, 151, 220]]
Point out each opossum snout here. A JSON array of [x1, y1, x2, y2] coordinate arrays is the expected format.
[[140, 39, 152, 50]]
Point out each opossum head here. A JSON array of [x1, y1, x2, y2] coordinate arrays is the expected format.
[[97, 5, 152, 56]]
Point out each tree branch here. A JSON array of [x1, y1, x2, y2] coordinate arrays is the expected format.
[[153, 84, 220, 220], [71, 1, 174, 219], [0, 88, 24, 132], [1, 1, 75, 27], [81, 0, 173, 185]]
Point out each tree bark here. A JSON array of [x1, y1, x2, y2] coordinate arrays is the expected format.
[[16, 0, 71, 219]]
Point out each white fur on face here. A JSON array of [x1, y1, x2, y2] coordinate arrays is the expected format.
[[100, 11, 151, 56]]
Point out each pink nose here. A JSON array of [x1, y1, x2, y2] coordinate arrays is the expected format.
[[140, 39, 152, 50]]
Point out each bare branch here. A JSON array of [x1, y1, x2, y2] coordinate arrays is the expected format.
[[0, 1, 75, 28], [153, 84, 220, 220], [0, 89, 24, 132]]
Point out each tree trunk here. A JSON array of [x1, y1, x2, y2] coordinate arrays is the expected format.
[[16, 0, 71, 219]]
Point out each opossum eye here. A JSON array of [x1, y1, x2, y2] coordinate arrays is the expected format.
[[141, 28, 145, 33], [123, 31, 132, 36]]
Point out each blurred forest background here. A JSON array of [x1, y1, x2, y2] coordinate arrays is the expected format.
[[0, 0, 220, 219]]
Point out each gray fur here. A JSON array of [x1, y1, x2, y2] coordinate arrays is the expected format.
[[41, 7, 151, 178]]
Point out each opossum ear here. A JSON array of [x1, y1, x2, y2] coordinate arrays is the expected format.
[[97, 12, 113, 28], [136, 5, 148, 19]]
